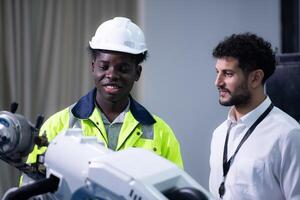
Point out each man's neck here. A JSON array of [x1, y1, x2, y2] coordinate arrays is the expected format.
[[96, 95, 129, 122], [233, 93, 267, 121]]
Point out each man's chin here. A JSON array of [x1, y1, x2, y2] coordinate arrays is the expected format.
[[219, 99, 233, 107]]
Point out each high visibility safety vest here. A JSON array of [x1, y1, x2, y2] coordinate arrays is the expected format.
[[26, 89, 183, 168]]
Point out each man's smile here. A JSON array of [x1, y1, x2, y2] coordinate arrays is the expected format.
[[103, 83, 122, 94]]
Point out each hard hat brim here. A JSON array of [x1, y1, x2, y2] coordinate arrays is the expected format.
[[89, 42, 147, 55]]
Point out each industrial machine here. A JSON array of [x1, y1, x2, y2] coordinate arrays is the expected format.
[[0, 103, 213, 200]]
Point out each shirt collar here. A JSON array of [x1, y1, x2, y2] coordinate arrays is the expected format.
[[71, 88, 156, 125], [227, 96, 271, 128], [100, 99, 130, 125]]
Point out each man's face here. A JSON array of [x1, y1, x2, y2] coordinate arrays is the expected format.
[[92, 51, 141, 103], [215, 57, 251, 107]]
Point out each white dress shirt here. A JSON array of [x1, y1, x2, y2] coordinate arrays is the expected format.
[[209, 97, 300, 200]]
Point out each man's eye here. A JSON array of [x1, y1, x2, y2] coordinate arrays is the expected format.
[[224, 72, 233, 77], [97, 65, 108, 70], [119, 65, 130, 73]]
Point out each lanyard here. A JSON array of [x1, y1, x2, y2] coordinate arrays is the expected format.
[[218, 103, 274, 198]]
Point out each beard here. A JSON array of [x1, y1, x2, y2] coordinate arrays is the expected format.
[[219, 82, 251, 107]]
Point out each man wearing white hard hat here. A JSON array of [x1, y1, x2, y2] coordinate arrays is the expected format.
[[26, 17, 183, 168]]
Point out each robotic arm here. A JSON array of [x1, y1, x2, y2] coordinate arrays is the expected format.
[[0, 103, 213, 200], [0, 103, 45, 180]]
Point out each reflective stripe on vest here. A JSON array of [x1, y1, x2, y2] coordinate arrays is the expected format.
[[69, 103, 81, 128], [68, 104, 153, 139], [141, 124, 154, 139]]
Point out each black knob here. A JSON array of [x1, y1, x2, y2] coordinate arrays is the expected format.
[[35, 115, 44, 130], [10, 102, 18, 113]]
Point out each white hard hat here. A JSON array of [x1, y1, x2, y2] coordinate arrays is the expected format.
[[89, 17, 147, 54]]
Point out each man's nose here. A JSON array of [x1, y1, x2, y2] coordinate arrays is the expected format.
[[106, 67, 119, 79], [215, 74, 224, 87]]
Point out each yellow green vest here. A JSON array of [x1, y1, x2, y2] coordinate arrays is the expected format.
[[27, 89, 183, 168]]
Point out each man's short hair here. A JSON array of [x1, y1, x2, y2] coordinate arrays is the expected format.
[[212, 33, 276, 83]]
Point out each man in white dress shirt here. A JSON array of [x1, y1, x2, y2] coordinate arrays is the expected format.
[[209, 33, 300, 200]]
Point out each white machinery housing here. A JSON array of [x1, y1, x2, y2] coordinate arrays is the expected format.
[[45, 129, 212, 200], [0, 106, 213, 200]]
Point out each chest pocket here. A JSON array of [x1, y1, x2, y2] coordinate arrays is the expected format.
[[229, 158, 266, 198]]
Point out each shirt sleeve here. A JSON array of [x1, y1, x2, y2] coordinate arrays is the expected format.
[[281, 128, 300, 200]]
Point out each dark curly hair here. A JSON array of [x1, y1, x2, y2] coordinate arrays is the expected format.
[[212, 33, 276, 83], [88, 47, 148, 65]]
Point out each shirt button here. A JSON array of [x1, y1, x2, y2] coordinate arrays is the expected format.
[[136, 132, 141, 136], [96, 122, 99, 125], [153, 147, 157, 152]]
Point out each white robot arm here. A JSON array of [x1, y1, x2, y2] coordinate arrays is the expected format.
[[0, 103, 213, 200]]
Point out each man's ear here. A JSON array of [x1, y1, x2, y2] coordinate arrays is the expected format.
[[91, 60, 95, 72], [249, 69, 264, 88], [135, 65, 142, 81]]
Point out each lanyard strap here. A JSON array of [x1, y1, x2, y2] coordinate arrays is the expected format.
[[219, 103, 274, 198]]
